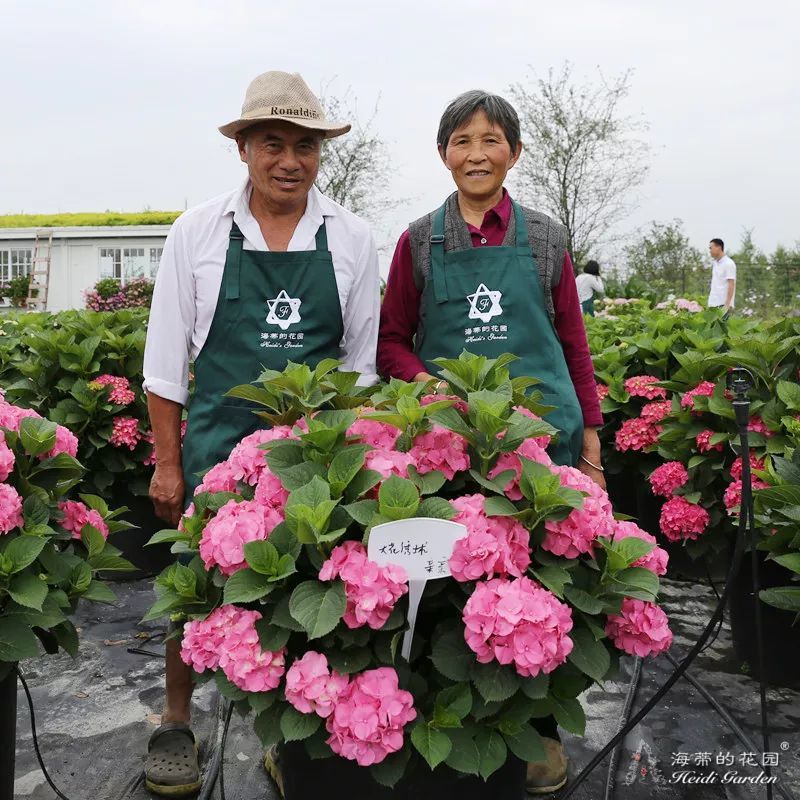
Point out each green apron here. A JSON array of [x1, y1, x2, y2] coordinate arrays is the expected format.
[[182, 219, 344, 496], [415, 200, 584, 467]]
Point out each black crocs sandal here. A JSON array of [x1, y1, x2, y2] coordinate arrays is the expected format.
[[144, 722, 202, 797]]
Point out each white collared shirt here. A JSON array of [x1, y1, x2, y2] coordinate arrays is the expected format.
[[143, 179, 380, 406], [707, 255, 736, 307]]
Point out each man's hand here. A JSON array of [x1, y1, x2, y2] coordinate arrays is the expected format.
[[149, 464, 185, 527], [577, 427, 606, 490]]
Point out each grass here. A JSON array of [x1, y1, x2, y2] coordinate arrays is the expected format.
[[0, 211, 181, 228]]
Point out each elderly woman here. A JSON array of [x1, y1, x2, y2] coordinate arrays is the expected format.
[[377, 90, 604, 794]]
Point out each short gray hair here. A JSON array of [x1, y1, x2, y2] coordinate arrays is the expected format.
[[436, 90, 521, 152]]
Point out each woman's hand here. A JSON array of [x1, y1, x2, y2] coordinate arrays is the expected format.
[[577, 427, 606, 490]]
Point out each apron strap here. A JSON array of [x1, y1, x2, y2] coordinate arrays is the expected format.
[[430, 202, 448, 304], [511, 201, 530, 249], [225, 221, 245, 301], [314, 219, 329, 251]]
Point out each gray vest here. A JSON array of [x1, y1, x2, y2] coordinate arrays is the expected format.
[[408, 192, 567, 324]]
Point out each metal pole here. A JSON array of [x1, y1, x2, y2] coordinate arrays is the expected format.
[[0, 664, 17, 800]]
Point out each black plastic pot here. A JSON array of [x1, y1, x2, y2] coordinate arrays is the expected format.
[[0, 665, 17, 800], [280, 743, 525, 800], [728, 551, 800, 689], [103, 489, 174, 579], [663, 541, 731, 584], [606, 468, 639, 518]]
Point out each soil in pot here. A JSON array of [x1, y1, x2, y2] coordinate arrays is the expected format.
[[728, 551, 800, 689], [280, 742, 526, 800]]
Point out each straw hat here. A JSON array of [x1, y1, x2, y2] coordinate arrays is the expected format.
[[219, 71, 351, 139]]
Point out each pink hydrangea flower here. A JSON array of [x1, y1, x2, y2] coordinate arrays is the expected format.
[[659, 496, 710, 542], [43, 425, 79, 460], [724, 478, 770, 514], [596, 383, 610, 401], [325, 667, 416, 766], [448, 494, 530, 581], [541, 465, 614, 558], [614, 417, 661, 452], [730, 454, 765, 481], [680, 381, 716, 410], [648, 461, 688, 497], [195, 460, 239, 495], [198, 499, 281, 576], [640, 400, 672, 424], [487, 437, 553, 500], [364, 448, 414, 480], [89, 374, 136, 406], [320, 541, 408, 630], [695, 429, 723, 453], [612, 520, 668, 576], [216, 607, 286, 692], [420, 393, 469, 414], [605, 598, 673, 657], [747, 416, 773, 438], [0, 400, 41, 432], [285, 652, 349, 718], [180, 605, 240, 672], [0, 437, 15, 481], [253, 467, 289, 511], [110, 416, 141, 450], [462, 576, 574, 677], [347, 418, 401, 450], [408, 425, 470, 480], [227, 426, 296, 486], [57, 500, 110, 540], [0, 483, 24, 534], [624, 375, 667, 400]]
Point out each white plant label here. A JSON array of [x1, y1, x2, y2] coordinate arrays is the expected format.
[[368, 517, 467, 660]]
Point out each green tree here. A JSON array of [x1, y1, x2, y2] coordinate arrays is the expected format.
[[624, 220, 704, 299], [509, 63, 650, 265]]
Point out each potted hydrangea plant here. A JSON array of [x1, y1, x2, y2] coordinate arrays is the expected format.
[[146, 355, 673, 798]]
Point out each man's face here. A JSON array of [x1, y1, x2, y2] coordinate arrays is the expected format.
[[438, 110, 522, 201], [238, 121, 322, 210], [709, 242, 723, 260]]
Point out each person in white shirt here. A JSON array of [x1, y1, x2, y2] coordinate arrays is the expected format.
[[575, 260, 604, 316], [141, 70, 380, 797], [707, 238, 736, 312]]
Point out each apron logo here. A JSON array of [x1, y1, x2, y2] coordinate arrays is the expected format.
[[266, 289, 302, 330], [467, 283, 503, 323]]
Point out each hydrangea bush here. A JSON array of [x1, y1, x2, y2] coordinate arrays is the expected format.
[[0, 392, 133, 674], [147, 354, 672, 786]]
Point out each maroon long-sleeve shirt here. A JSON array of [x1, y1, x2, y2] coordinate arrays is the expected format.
[[377, 191, 603, 427]]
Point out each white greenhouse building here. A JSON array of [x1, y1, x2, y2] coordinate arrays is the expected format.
[[0, 213, 177, 311]]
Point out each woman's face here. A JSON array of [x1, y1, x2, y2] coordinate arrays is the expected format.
[[439, 110, 522, 201]]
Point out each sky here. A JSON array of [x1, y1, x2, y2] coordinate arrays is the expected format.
[[2, 0, 798, 272]]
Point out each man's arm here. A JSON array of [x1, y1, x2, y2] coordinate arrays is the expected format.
[[723, 278, 736, 311], [147, 392, 184, 526]]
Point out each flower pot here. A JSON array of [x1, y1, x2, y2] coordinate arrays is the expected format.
[[279, 742, 526, 800], [606, 468, 639, 518], [662, 540, 730, 583], [728, 551, 800, 689], [102, 489, 174, 579], [0, 664, 17, 800]]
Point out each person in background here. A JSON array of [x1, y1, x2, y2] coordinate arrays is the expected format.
[[377, 89, 604, 795], [141, 70, 380, 797], [707, 238, 736, 314], [575, 259, 604, 315]]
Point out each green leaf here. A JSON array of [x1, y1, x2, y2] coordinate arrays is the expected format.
[[244, 540, 280, 575], [3, 536, 47, 574], [81, 580, 117, 604], [475, 729, 507, 781], [417, 497, 456, 520], [146, 528, 190, 546], [444, 728, 481, 775], [344, 468, 383, 502], [53, 620, 79, 657], [519, 673, 550, 700], [271, 595, 304, 631], [343, 499, 378, 526], [255, 618, 291, 651], [483, 496, 520, 517], [777, 380, 800, 411], [223, 568, 273, 603], [759, 586, 800, 612], [411, 723, 452, 770], [531, 566, 572, 598], [431, 627, 473, 681], [23, 495, 50, 527], [328, 445, 368, 495], [254, 706, 283, 748], [326, 647, 372, 674], [378, 475, 420, 521], [549, 695, 586, 735], [471, 661, 520, 702], [18, 416, 58, 456], [0, 617, 41, 661], [502, 724, 545, 763], [435, 683, 472, 725], [614, 567, 659, 601], [567, 628, 611, 682], [469, 468, 515, 496], [771, 553, 800, 575], [563, 586, 606, 615], [81, 525, 107, 559], [289, 580, 346, 639], [280, 706, 321, 742], [370, 748, 411, 788], [8, 571, 49, 610]]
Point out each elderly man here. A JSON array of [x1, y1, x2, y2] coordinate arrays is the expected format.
[[142, 70, 380, 796]]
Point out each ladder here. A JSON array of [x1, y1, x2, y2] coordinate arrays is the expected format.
[[26, 230, 53, 310]]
